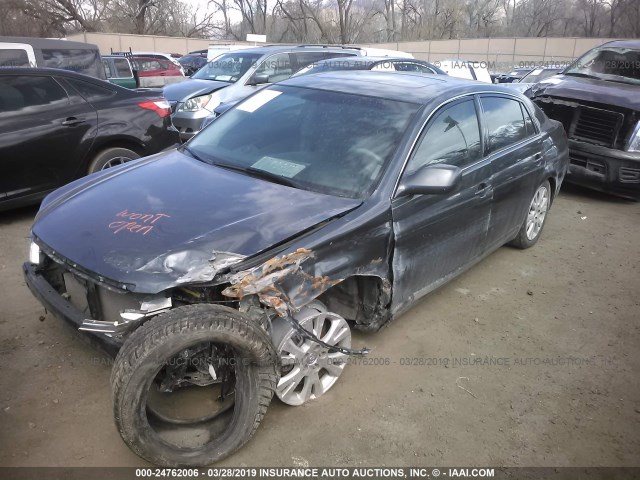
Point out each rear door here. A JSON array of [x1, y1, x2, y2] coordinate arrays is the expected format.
[[391, 96, 493, 314], [479, 94, 544, 249], [0, 73, 97, 201]]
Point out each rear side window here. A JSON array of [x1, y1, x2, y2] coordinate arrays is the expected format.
[[66, 78, 115, 101], [394, 62, 436, 74], [0, 75, 68, 114], [0, 49, 31, 67], [521, 104, 536, 136], [481, 96, 528, 153], [113, 58, 132, 77], [405, 99, 482, 173], [41, 48, 106, 79], [292, 52, 328, 71]]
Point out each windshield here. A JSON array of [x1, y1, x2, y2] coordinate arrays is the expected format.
[[520, 68, 561, 83], [185, 85, 420, 198], [565, 46, 640, 85], [192, 52, 262, 83]]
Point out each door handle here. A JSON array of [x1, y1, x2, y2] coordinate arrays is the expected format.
[[475, 182, 490, 197], [62, 117, 85, 126]]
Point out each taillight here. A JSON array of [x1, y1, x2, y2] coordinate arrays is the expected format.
[[138, 100, 171, 118]]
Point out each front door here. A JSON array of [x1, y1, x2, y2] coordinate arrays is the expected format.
[[391, 96, 493, 314]]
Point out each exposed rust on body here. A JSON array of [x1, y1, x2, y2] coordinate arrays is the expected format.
[[222, 248, 340, 316]]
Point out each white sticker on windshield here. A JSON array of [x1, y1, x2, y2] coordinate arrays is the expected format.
[[252, 156, 306, 178], [531, 68, 543, 75], [237, 90, 282, 113], [540, 77, 562, 85]]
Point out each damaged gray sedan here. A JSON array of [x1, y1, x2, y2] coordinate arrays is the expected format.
[[24, 71, 568, 466]]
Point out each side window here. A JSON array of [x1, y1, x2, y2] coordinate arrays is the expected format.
[[41, 48, 104, 79], [394, 62, 435, 74], [0, 75, 68, 114], [372, 61, 394, 71], [292, 52, 328, 71], [102, 59, 113, 78], [66, 78, 115, 101], [255, 53, 292, 83], [405, 99, 482, 175], [113, 58, 132, 77], [0, 49, 31, 67], [521, 104, 536, 136], [481, 96, 528, 153]]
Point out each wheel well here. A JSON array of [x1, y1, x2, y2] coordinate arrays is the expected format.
[[548, 176, 556, 203], [83, 138, 145, 174], [317, 275, 391, 332]]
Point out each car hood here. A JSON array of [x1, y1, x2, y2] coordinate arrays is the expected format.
[[32, 151, 361, 293], [531, 75, 640, 110], [163, 79, 230, 102]]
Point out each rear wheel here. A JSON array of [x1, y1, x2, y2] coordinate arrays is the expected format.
[[88, 147, 140, 174], [111, 304, 278, 467], [510, 180, 551, 249]]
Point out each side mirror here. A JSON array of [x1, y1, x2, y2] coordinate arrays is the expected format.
[[249, 73, 270, 85], [396, 164, 462, 197]]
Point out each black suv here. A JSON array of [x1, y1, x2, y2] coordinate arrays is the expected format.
[[0, 68, 179, 210], [530, 40, 640, 200]]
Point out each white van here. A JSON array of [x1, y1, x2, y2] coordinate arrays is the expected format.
[[0, 36, 105, 79], [437, 59, 492, 83]]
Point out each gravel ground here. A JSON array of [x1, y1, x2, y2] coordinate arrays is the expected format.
[[0, 183, 638, 468]]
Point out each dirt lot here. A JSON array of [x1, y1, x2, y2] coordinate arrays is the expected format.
[[0, 184, 639, 468]]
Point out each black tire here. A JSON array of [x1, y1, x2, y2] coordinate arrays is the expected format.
[[510, 180, 551, 250], [88, 147, 140, 174], [111, 304, 278, 467]]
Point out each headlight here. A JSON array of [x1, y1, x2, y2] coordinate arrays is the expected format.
[[29, 241, 42, 265], [178, 94, 220, 112], [627, 121, 640, 152]]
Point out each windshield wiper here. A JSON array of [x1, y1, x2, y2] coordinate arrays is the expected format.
[[564, 72, 601, 80], [180, 145, 209, 164], [212, 161, 302, 189]]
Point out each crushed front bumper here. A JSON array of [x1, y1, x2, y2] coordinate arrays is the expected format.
[[566, 140, 640, 200], [23, 262, 122, 357]]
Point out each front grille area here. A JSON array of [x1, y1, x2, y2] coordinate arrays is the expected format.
[[40, 253, 140, 323], [570, 106, 624, 147], [535, 97, 632, 149], [570, 153, 606, 177]]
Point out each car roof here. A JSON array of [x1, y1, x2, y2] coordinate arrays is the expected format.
[[280, 70, 515, 104], [0, 36, 99, 50], [600, 40, 640, 49], [307, 56, 428, 66], [0, 66, 102, 78], [216, 45, 361, 56]]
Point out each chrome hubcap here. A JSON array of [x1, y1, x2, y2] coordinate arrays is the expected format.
[[526, 185, 549, 240], [272, 302, 351, 406]]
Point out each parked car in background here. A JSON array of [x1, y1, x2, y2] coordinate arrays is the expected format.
[[292, 56, 445, 77], [437, 59, 492, 83], [102, 55, 137, 89], [518, 66, 563, 84], [131, 51, 185, 74], [0, 36, 105, 80], [163, 45, 362, 141], [495, 67, 532, 83], [130, 56, 185, 88], [23, 72, 568, 467], [504, 66, 564, 96], [178, 53, 208, 76], [530, 40, 640, 200], [0, 68, 178, 211]]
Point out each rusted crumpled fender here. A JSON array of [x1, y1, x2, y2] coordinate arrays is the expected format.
[[221, 248, 340, 316]]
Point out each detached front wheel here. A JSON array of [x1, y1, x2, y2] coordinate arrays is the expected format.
[[111, 304, 278, 467]]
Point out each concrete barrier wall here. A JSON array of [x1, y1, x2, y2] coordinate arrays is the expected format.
[[67, 32, 253, 55], [364, 37, 625, 71], [68, 32, 627, 71]]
